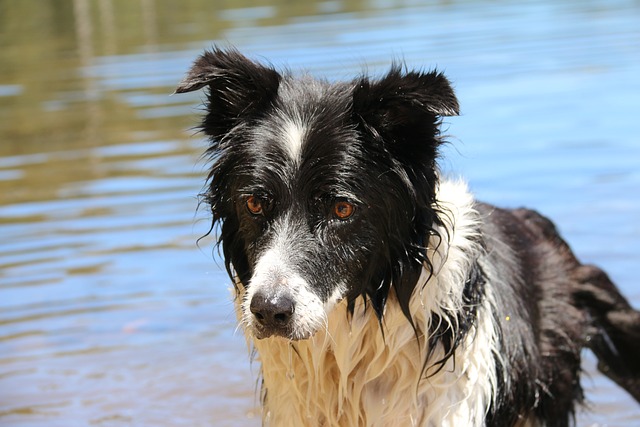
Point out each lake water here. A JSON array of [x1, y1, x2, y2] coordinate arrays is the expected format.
[[1, 0, 638, 426]]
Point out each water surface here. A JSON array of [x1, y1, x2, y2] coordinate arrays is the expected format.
[[1, 0, 639, 426]]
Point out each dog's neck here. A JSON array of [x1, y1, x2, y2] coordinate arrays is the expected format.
[[237, 180, 500, 426]]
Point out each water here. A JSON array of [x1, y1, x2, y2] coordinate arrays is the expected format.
[[1, 0, 638, 425]]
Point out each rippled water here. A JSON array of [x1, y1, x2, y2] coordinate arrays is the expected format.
[[1, 1, 639, 426]]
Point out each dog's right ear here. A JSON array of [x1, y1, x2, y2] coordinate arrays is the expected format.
[[175, 47, 281, 138]]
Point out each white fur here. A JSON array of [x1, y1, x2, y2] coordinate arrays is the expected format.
[[237, 180, 505, 426], [280, 118, 307, 162]]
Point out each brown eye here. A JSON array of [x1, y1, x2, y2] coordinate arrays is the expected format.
[[333, 201, 355, 220], [246, 196, 264, 215]]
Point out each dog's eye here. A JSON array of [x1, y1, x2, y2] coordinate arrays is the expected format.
[[246, 196, 264, 215], [333, 201, 355, 220]]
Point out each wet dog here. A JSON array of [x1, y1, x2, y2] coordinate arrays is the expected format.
[[177, 47, 640, 426]]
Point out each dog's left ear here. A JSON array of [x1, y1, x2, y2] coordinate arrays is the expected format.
[[175, 47, 281, 139], [352, 64, 459, 145]]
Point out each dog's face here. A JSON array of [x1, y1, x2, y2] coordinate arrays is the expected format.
[[177, 48, 458, 340]]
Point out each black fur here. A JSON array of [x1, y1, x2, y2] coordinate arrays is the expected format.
[[177, 47, 640, 426]]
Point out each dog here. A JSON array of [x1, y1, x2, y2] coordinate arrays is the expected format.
[[177, 47, 640, 426]]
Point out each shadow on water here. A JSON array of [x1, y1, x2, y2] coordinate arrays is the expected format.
[[0, 0, 638, 425]]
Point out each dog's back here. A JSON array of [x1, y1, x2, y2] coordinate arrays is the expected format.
[[480, 204, 640, 424]]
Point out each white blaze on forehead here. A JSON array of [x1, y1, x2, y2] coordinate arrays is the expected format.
[[280, 117, 307, 161]]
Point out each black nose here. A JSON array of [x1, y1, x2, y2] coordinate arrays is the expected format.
[[250, 292, 295, 331]]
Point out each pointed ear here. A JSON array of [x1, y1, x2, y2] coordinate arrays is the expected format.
[[352, 64, 459, 144], [176, 47, 281, 138]]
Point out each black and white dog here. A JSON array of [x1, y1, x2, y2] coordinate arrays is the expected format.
[[177, 48, 640, 426]]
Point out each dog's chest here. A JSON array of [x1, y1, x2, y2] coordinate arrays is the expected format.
[[252, 297, 500, 427]]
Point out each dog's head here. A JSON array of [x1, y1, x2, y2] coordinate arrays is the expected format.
[[177, 48, 459, 340]]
